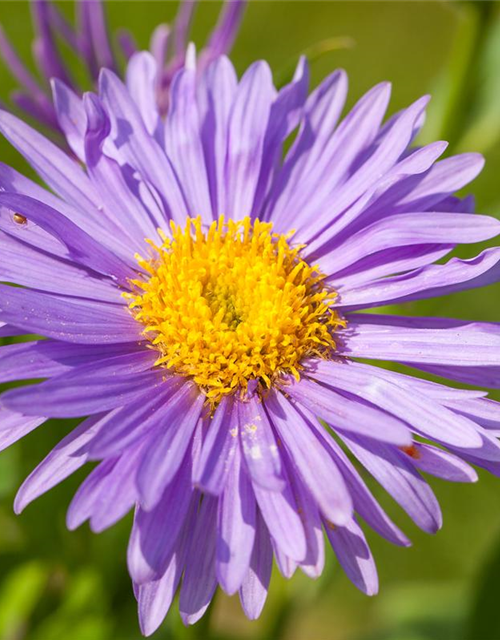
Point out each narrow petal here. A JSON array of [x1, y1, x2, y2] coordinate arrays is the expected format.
[[266, 391, 353, 524], [324, 517, 378, 596], [320, 212, 500, 276], [165, 61, 212, 222], [1, 351, 158, 417], [341, 434, 442, 533], [137, 498, 196, 636], [137, 385, 204, 509], [238, 395, 284, 492], [287, 377, 412, 446], [51, 79, 86, 160], [179, 495, 218, 625], [344, 314, 500, 367], [223, 61, 275, 218], [310, 360, 483, 448], [14, 416, 101, 513], [193, 396, 238, 495], [197, 55, 237, 215], [0, 408, 46, 451], [128, 452, 194, 584], [85, 379, 185, 459], [0, 109, 100, 215], [0, 340, 141, 384], [315, 430, 410, 546], [338, 247, 500, 310], [252, 465, 307, 562], [217, 446, 256, 595], [0, 193, 134, 284], [267, 68, 348, 226], [126, 52, 162, 139], [99, 68, 187, 224], [0, 285, 141, 344], [0, 231, 122, 303], [400, 444, 478, 483], [239, 511, 273, 620]]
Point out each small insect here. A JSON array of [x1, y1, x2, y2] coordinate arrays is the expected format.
[[12, 213, 27, 225]]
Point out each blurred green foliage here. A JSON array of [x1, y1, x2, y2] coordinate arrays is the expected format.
[[1, 1, 500, 639]]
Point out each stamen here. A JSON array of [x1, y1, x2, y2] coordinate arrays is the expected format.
[[126, 216, 345, 405]]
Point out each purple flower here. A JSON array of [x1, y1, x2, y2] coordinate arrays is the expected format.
[[1, 49, 500, 635], [0, 0, 245, 132]]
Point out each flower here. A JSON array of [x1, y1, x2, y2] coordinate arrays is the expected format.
[[0, 0, 245, 132], [1, 49, 500, 636]]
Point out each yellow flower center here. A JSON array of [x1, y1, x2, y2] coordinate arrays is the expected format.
[[126, 216, 344, 405]]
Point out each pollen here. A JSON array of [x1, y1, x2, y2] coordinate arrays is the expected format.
[[125, 216, 344, 405]]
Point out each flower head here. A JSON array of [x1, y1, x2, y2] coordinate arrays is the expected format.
[[0, 0, 246, 131], [1, 49, 500, 635]]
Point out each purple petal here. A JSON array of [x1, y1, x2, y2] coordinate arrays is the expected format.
[[238, 395, 284, 492], [400, 443, 477, 483], [324, 517, 378, 595], [252, 464, 307, 562], [2, 354, 160, 418], [0, 193, 133, 284], [0, 285, 141, 344], [165, 59, 212, 223], [266, 391, 353, 524], [252, 56, 309, 216], [0, 109, 101, 214], [298, 96, 430, 247], [137, 498, 196, 636], [0, 161, 137, 265], [222, 61, 275, 219], [217, 445, 256, 594], [387, 153, 484, 215], [313, 428, 410, 546], [137, 385, 204, 509], [51, 79, 86, 160], [344, 314, 500, 367], [0, 408, 46, 451], [287, 377, 412, 446], [310, 360, 483, 449], [320, 212, 500, 276], [98, 68, 187, 225], [199, 0, 247, 67], [267, 68, 348, 226], [14, 415, 102, 514], [128, 451, 194, 584], [338, 247, 500, 311], [286, 465, 325, 578], [273, 543, 297, 579], [239, 511, 273, 620], [67, 441, 145, 533], [179, 494, 218, 626], [0, 340, 141, 384], [81, 0, 116, 71], [126, 52, 162, 140], [0, 232, 122, 303], [193, 396, 238, 495], [341, 434, 442, 533], [197, 55, 237, 214], [83, 92, 160, 243], [85, 379, 185, 459]]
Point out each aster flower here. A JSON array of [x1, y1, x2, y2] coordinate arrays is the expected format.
[[1, 48, 500, 636], [0, 0, 245, 131]]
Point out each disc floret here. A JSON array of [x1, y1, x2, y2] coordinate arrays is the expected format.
[[127, 216, 344, 404]]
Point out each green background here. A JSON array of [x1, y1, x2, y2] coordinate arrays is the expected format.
[[1, 1, 500, 638]]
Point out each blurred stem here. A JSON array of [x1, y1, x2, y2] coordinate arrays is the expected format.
[[440, 1, 495, 150], [266, 589, 294, 640]]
